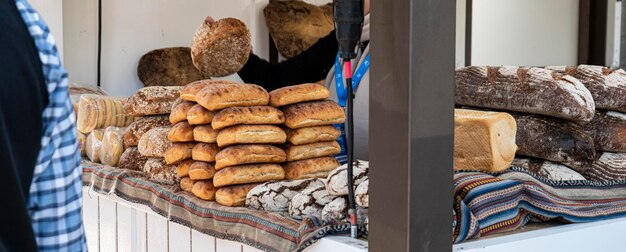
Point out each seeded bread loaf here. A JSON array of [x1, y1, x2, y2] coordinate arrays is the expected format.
[[143, 158, 178, 185], [191, 18, 252, 77], [122, 116, 169, 148], [124, 86, 181, 116], [138, 127, 173, 158], [118, 147, 148, 171]]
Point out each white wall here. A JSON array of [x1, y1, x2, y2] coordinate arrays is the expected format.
[[470, 0, 579, 66], [63, 0, 271, 96], [29, 0, 63, 61]]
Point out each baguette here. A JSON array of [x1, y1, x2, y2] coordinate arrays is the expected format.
[[196, 83, 269, 111], [216, 125, 286, 147], [211, 106, 285, 130], [282, 100, 346, 129], [285, 141, 341, 161], [213, 164, 285, 187], [269, 83, 330, 107], [215, 145, 286, 170]]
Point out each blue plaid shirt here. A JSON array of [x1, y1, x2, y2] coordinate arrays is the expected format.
[[16, 0, 87, 251]]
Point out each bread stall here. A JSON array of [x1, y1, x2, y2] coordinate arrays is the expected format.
[[43, 0, 626, 251]]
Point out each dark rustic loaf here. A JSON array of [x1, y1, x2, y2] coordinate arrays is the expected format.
[[137, 47, 209, 87], [118, 147, 148, 171], [512, 113, 596, 172], [122, 115, 170, 148], [511, 157, 586, 181], [547, 65, 626, 112], [583, 152, 626, 181], [582, 111, 626, 152], [246, 179, 325, 212], [455, 66, 595, 122], [191, 18, 251, 77], [124, 86, 182, 116]]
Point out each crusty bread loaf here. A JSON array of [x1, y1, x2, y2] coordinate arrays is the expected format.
[[191, 143, 220, 162], [167, 121, 195, 142], [245, 179, 324, 212], [119, 147, 148, 171], [176, 159, 194, 178], [284, 157, 340, 180], [192, 180, 218, 200], [180, 79, 237, 102], [269, 83, 330, 107], [282, 100, 346, 129], [454, 109, 518, 172], [187, 104, 215, 125], [170, 101, 195, 124], [143, 158, 178, 185], [85, 129, 104, 163], [326, 160, 369, 196], [285, 141, 341, 161], [99, 127, 125, 166], [189, 161, 216, 180], [196, 83, 269, 111], [193, 125, 218, 143], [512, 157, 586, 181], [216, 125, 286, 147], [163, 143, 195, 164], [211, 106, 285, 130], [215, 145, 286, 170], [124, 86, 182, 116], [137, 47, 209, 87], [122, 116, 169, 148], [215, 183, 260, 206], [355, 178, 368, 207], [582, 111, 626, 152], [213, 164, 285, 187], [286, 126, 340, 145], [138, 127, 173, 158], [77, 94, 134, 134], [455, 66, 596, 123], [191, 18, 252, 77], [180, 177, 196, 192]]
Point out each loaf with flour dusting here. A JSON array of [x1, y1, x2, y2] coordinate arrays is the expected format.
[[584, 152, 626, 181], [143, 158, 178, 185], [326, 160, 369, 196], [455, 66, 595, 122], [122, 115, 169, 148], [138, 127, 173, 158], [246, 179, 324, 212], [118, 147, 148, 171], [191, 18, 251, 77], [124, 86, 181, 116], [511, 157, 586, 181], [582, 111, 626, 152], [289, 183, 336, 220]]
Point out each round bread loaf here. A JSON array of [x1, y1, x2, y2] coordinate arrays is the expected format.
[[213, 164, 285, 187], [283, 157, 340, 180], [180, 79, 237, 102], [191, 143, 220, 162], [212, 106, 285, 130], [143, 158, 178, 185], [282, 100, 346, 129], [180, 177, 196, 192], [187, 104, 215, 125], [189, 161, 216, 180], [191, 18, 252, 77], [176, 159, 194, 178], [285, 141, 341, 161], [326, 160, 369, 196], [170, 101, 195, 124], [286, 125, 341, 145], [167, 121, 195, 142], [163, 143, 195, 165], [216, 125, 286, 147], [122, 115, 169, 148], [192, 180, 217, 200], [215, 145, 286, 170], [137, 127, 173, 158], [215, 183, 260, 206], [137, 47, 209, 87], [124, 86, 182, 116], [193, 125, 218, 143], [246, 179, 324, 212], [118, 147, 148, 171], [288, 183, 335, 220], [269, 83, 330, 107], [321, 197, 348, 222], [196, 83, 269, 111]]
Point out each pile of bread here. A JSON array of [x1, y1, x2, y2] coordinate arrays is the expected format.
[[454, 65, 626, 182]]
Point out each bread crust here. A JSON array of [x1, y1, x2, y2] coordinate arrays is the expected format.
[[123, 116, 169, 148], [193, 125, 218, 143], [286, 125, 340, 145], [192, 180, 217, 200], [215, 145, 286, 170], [124, 86, 182, 116], [170, 101, 195, 124], [269, 83, 330, 107], [187, 104, 215, 125], [164, 142, 195, 164], [175, 159, 194, 178], [282, 100, 346, 129], [191, 143, 220, 162], [285, 141, 341, 161], [284, 157, 340, 180], [189, 161, 217, 180], [212, 106, 285, 130], [213, 164, 285, 187], [180, 177, 196, 192], [196, 83, 269, 111], [191, 18, 252, 77], [216, 125, 286, 147], [138, 127, 173, 158], [168, 121, 195, 142], [215, 183, 260, 206], [180, 79, 236, 102]]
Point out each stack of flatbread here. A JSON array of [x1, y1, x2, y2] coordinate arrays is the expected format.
[[270, 83, 346, 180]]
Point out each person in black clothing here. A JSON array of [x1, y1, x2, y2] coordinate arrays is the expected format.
[[0, 0, 49, 251]]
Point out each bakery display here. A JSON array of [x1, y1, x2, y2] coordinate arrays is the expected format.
[[180, 79, 237, 102], [163, 143, 195, 165], [124, 86, 182, 116], [137, 47, 209, 87], [122, 115, 169, 148], [286, 126, 341, 145], [211, 106, 285, 130], [213, 164, 285, 187], [454, 109, 517, 172], [246, 179, 325, 212], [268, 83, 330, 107], [214, 145, 286, 170], [191, 18, 252, 77], [284, 141, 341, 161], [196, 83, 270, 111], [170, 101, 195, 124], [583, 111, 626, 152], [99, 126, 125, 166], [138, 127, 173, 158], [188, 161, 216, 180], [216, 125, 286, 147], [282, 100, 346, 129], [455, 66, 595, 123], [187, 104, 215, 125], [167, 121, 195, 142], [77, 94, 134, 134], [215, 183, 259, 207], [191, 143, 220, 162], [193, 125, 218, 143], [283, 157, 340, 180]]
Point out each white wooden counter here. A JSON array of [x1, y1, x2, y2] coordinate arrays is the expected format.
[[82, 187, 368, 252]]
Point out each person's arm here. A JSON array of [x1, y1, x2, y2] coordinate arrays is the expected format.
[[238, 30, 339, 91]]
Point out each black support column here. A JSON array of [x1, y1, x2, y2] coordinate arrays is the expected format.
[[369, 0, 455, 251]]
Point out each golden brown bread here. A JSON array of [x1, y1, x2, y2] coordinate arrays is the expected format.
[[124, 86, 182, 116], [163, 143, 195, 164], [170, 101, 195, 124], [122, 116, 169, 148], [211, 106, 285, 130], [192, 180, 217, 201], [215, 183, 260, 206], [269, 83, 330, 107], [180, 80, 237, 102], [137, 127, 173, 158], [167, 121, 195, 142], [283, 157, 340, 180], [216, 125, 287, 147], [176, 159, 194, 177], [213, 164, 285, 187], [180, 177, 196, 192], [282, 100, 346, 129], [189, 162, 217, 180], [193, 125, 218, 143], [286, 125, 341, 145], [196, 83, 269, 111], [215, 145, 287, 170], [285, 141, 341, 161], [191, 18, 252, 77], [187, 104, 215, 125], [191, 143, 220, 162]]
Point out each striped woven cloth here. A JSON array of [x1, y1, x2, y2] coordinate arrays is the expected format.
[[82, 161, 363, 252], [454, 166, 626, 242]]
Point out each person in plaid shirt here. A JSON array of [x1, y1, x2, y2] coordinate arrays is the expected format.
[[0, 0, 87, 251]]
